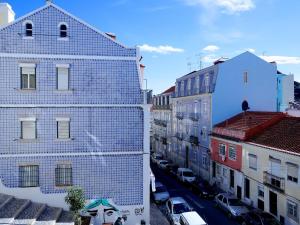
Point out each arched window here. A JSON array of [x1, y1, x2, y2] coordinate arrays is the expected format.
[[25, 22, 33, 37], [59, 24, 67, 38]]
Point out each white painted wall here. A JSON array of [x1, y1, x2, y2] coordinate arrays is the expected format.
[[0, 3, 15, 27]]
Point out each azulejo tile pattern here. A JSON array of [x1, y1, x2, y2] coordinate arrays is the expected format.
[[0, 3, 145, 205]]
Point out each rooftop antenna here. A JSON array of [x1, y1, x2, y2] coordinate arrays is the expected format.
[[195, 53, 203, 70], [186, 57, 192, 72]]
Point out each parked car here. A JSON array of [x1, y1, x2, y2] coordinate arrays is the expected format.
[[177, 168, 196, 183], [241, 210, 281, 225], [152, 181, 170, 204], [179, 211, 208, 225], [190, 180, 215, 199], [166, 197, 193, 225], [151, 153, 163, 164], [214, 193, 249, 219], [157, 160, 169, 170]]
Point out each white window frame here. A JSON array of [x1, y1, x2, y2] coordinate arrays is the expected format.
[[55, 163, 72, 187], [248, 154, 257, 170], [219, 144, 226, 157], [56, 117, 70, 139], [228, 146, 236, 161], [257, 185, 264, 198], [287, 162, 298, 184], [19, 117, 37, 140], [58, 22, 69, 40], [204, 74, 210, 92], [287, 200, 298, 222], [20, 63, 36, 90], [202, 126, 207, 141], [56, 64, 70, 91], [23, 20, 34, 39]]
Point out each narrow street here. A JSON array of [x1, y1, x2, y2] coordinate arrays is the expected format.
[[151, 164, 240, 225]]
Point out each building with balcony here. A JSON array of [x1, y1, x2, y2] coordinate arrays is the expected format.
[[151, 86, 175, 159], [172, 52, 282, 180], [0, 2, 150, 225], [243, 117, 300, 225]]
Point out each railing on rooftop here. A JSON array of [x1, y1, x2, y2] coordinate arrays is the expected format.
[[263, 171, 285, 193]]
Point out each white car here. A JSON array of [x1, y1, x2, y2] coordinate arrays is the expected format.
[[157, 160, 169, 169], [152, 181, 170, 203], [177, 168, 196, 183], [151, 153, 163, 164], [166, 197, 193, 225], [179, 211, 208, 225]]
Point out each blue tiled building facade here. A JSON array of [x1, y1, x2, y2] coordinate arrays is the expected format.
[[0, 2, 150, 224]]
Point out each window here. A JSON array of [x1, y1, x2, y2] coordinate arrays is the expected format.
[[258, 185, 264, 198], [245, 178, 250, 198], [56, 65, 70, 90], [243, 72, 248, 84], [287, 163, 298, 183], [202, 101, 208, 115], [216, 164, 221, 175], [219, 144, 226, 156], [201, 127, 207, 141], [202, 154, 208, 169], [248, 154, 257, 170], [20, 64, 36, 90], [56, 118, 70, 139], [204, 74, 210, 92], [223, 168, 228, 177], [287, 200, 298, 221], [25, 22, 33, 37], [55, 164, 72, 186], [20, 118, 36, 139], [19, 165, 39, 187], [228, 146, 236, 160], [59, 23, 68, 38]]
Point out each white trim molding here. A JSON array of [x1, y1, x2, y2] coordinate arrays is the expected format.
[[56, 64, 70, 68], [19, 117, 36, 122], [19, 63, 36, 68], [0, 104, 146, 108], [56, 117, 70, 122], [0, 53, 136, 61]]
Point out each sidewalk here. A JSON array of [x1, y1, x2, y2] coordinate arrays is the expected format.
[[150, 203, 170, 225]]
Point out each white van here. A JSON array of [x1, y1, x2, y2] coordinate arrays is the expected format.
[[177, 168, 196, 183], [179, 211, 208, 225]]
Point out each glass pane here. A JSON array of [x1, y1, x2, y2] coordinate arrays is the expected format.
[[58, 121, 70, 139], [22, 121, 36, 139], [29, 74, 36, 89], [21, 74, 28, 89], [57, 68, 69, 90]]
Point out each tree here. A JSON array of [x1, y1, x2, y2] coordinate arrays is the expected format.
[[65, 186, 85, 225]]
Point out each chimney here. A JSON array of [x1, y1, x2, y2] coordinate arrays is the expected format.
[[105, 32, 117, 41], [0, 3, 15, 27]]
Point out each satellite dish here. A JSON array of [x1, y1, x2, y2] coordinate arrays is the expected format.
[[242, 100, 250, 112]]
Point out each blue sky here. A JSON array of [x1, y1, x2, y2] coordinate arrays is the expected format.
[[7, 0, 300, 93]]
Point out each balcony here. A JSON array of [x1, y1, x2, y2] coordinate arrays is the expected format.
[[175, 132, 183, 141], [154, 119, 167, 127], [189, 113, 199, 121], [263, 171, 285, 192], [152, 105, 171, 110], [161, 137, 167, 145], [176, 112, 184, 120], [189, 135, 199, 146]]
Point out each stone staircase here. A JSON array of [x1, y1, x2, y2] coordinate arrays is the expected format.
[[0, 193, 74, 225]]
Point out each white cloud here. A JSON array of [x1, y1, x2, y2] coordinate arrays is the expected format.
[[203, 45, 220, 52], [260, 55, 300, 65], [184, 0, 255, 13], [138, 44, 184, 54], [202, 54, 219, 63]]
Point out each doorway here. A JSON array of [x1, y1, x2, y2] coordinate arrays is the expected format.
[[269, 191, 278, 216], [258, 199, 264, 211], [237, 186, 242, 199], [212, 161, 216, 178], [185, 146, 189, 168], [230, 170, 234, 188]]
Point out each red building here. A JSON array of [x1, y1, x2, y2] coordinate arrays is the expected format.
[[210, 111, 285, 197]]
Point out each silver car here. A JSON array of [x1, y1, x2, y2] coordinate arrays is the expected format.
[[215, 193, 249, 219], [153, 182, 170, 203], [166, 197, 193, 225]]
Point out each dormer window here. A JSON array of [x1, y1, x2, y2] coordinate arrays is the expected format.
[[23, 21, 33, 38], [59, 23, 68, 38]]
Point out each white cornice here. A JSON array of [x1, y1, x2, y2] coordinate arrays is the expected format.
[[0, 53, 136, 61], [0, 104, 145, 108]]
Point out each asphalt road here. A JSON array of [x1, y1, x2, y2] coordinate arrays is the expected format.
[[151, 163, 240, 225]]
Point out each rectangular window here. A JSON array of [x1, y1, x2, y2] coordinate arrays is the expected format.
[[57, 65, 70, 90], [56, 118, 70, 139], [202, 127, 207, 141], [228, 146, 236, 160], [20, 64, 36, 90], [245, 178, 250, 198], [202, 154, 208, 169], [55, 164, 72, 186], [19, 165, 39, 187], [20, 118, 36, 139], [244, 72, 248, 84], [216, 164, 221, 175], [287, 163, 298, 183], [287, 200, 298, 221], [249, 154, 257, 170], [258, 185, 264, 198], [219, 144, 226, 156]]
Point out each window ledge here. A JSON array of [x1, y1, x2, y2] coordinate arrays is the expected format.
[[22, 36, 34, 40], [55, 185, 73, 189], [54, 90, 74, 94], [17, 139, 38, 143], [54, 138, 73, 142], [15, 88, 37, 92], [58, 37, 69, 41]]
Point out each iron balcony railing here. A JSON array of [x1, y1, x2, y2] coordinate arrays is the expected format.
[[175, 132, 183, 141], [189, 113, 199, 121], [152, 105, 171, 110], [189, 135, 199, 146], [154, 119, 167, 127], [176, 112, 184, 120], [263, 171, 285, 192]]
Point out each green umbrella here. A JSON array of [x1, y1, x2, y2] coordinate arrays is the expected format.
[[83, 199, 119, 212]]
